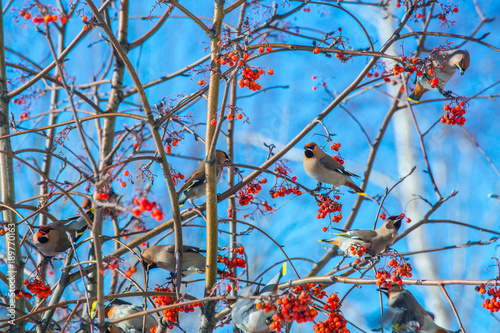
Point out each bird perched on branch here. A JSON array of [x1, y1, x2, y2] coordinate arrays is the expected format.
[[408, 49, 470, 103], [33, 207, 94, 257], [232, 263, 287, 333], [377, 284, 455, 333], [92, 299, 157, 333], [320, 215, 403, 256], [141, 244, 208, 276], [303, 142, 366, 195], [177, 149, 231, 206]]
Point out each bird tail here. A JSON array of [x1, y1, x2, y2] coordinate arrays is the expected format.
[[319, 238, 342, 247], [408, 82, 427, 103], [344, 181, 366, 196], [261, 263, 286, 295], [178, 193, 186, 207]]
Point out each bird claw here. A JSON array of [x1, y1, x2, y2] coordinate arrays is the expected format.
[[442, 90, 453, 98]]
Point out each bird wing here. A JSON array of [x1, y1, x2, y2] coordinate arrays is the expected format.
[[319, 157, 359, 178], [332, 229, 377, 242], [177, 163, 206, 195]]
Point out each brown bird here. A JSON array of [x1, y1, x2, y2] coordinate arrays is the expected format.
[[378, 284, 454, 333], [320, 215, 403, 256], [408, 49, 470, 103], [177, 150, 231, 206], [141, 244, 207, 276], [303, 142, 365, 195], [33, 209, 94, 257]]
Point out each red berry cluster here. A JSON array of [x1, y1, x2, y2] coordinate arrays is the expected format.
[[316, 195, 343, 223], [238, 178, 265, 206], [348, 244, 367, 258], [164, 136, 182, 155], [218, 246, 246, 269], [227, 112, 244, 121], [313, 293, 350, 333], [476, 284, 500, 313], [270, 184, 302, 198], [22, 279, 51, 299], [238, 66, 265, 91], [132, 197, 164, 221], [171, 171, 185, 186], [19, 10, 69, 24], [269, 162, 302, 198], [330, 142, 342, 152], [441, 99, 467, 125], [152, 286, 202, 327], [376, 256, 413, 288], [268, 287, 319, 332]]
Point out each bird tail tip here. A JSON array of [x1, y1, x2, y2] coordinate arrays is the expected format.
[[408, 93, 420, 103], [282, 262, 287, 276], [357, 192, 367, 196]]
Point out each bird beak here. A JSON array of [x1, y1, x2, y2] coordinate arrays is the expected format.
[[459, 67, 465, 75]]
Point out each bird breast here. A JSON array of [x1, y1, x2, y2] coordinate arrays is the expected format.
[[303, 158, 345, 187]]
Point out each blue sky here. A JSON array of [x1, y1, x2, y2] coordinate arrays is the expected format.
[[2, 0, 500, 332]]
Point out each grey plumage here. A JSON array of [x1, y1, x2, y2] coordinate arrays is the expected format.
[[232, 264, 286, 333], [409, 49, 470, 103], [141, 244, 207, 276], [303, 142, 365, 195], [378, 285, 454, 333], [93, 299, 157, 333], [320, 215, 403, 256]]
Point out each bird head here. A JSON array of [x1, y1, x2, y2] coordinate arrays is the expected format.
[[303, 142, 318, 159], [383, 214, 404, 231], [141, 257, 157, 272], [35, 229, 50, 243], [216, 150, 231, 165], [454, 50, 470, 75], [140, 249, 158, 273]]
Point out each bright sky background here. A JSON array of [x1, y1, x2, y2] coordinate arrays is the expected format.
[[1, 0, 500, 332]]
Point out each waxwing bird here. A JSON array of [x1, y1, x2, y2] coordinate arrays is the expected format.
[[320, 215, 403, 256], [232, 263, 287, 333], [303, 142, 366, 195], [33, 209, 94, 257], [377, 285, 455, 333], [141, 244, 207, 276], [92, 299, 157, 333], [408, 49, 470, 103], [177, 149, 231, 206]]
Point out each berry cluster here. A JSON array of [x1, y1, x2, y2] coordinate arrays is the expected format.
[[441, 99, 467, 125], [313, 293, 350, 333], [330, 142, 342, 152], [348, 244, 367, 258], [218, 246, 246, 270], [171, 171, 185, 186], [19, 10, 69, 24], [316, 195, 343, 223], [23, 279, 51, 299], [152, 286, 202, 327], [476, 284, 500, 313], [238, 66, 265, 91], [269, 162, 302, 198], [238, 178, 265, 206], [132, 197, 164, 221], [269, 285, 320, 332], [227, 112, 244, 121], [376, 256, 413, 288]]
